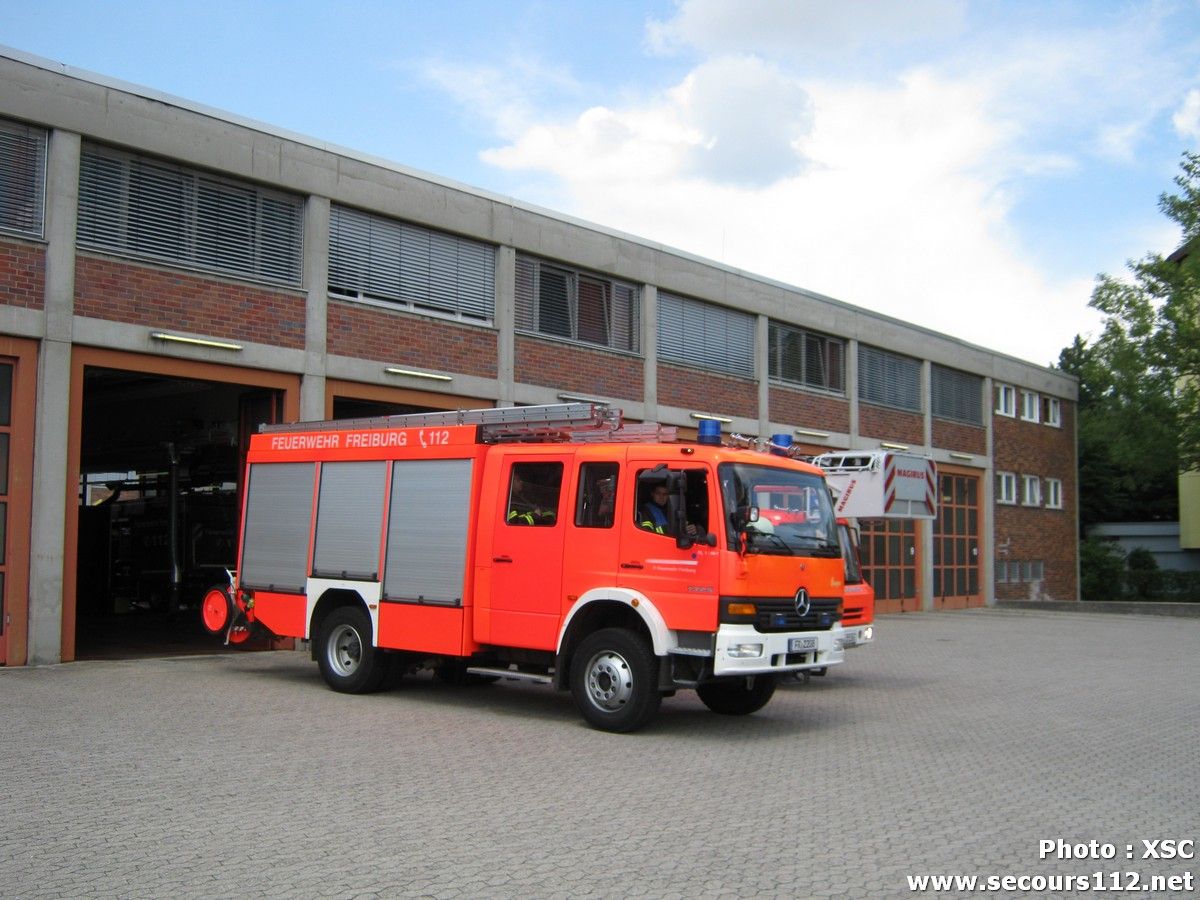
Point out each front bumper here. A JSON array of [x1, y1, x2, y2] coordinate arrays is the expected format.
[[712, 623, 845, 676], [838, 623, 875, 649]]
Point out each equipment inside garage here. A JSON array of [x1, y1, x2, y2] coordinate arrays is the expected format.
[[75, 367, 282, 659]]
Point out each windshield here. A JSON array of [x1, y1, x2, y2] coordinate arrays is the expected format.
[[719, 463, 841, 557]]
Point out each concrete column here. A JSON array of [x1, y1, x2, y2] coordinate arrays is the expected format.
[[847, 339, 859, 445], [28, 129, 80, 664], [983, 377, 996, 606], [756, 314, 769, 436], [919, 359, 934, 611], [641, 284, 658, 421], [301, 195, 330, 421], [495, 246, 516, 406]]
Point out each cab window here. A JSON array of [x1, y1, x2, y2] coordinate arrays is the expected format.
[[575, 462, 618, 528], [507, 462, 562, 526], [634, 467, 710, 537]]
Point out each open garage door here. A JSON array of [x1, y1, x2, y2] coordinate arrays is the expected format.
[[69, 353, 296, 661]]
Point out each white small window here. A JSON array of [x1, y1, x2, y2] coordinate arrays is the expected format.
[[997, 472, 1018, 504], [996, 561, 1009, 583], [1042, 396, 1061, 427], [995, 383, 1016, 417], [1023, 560, 1044, 581], [1022, 474, 1042, 507], [1045, 478, 1063, 509], [1020, 391, 1040, 423]]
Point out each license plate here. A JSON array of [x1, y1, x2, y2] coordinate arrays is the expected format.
[[789, 636, 818, 652]]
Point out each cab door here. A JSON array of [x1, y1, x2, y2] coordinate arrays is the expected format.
[[617, 460, 720, 632], [486, 455, 570, 650]]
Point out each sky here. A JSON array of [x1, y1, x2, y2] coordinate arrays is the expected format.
[[6, 0, 1200, 368]]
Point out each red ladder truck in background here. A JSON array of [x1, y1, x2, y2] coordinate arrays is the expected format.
[[814, 450, 938, 649], [202, 403, 849, 732]]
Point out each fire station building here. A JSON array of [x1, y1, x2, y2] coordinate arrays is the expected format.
[[0, 48, 1078, 666]]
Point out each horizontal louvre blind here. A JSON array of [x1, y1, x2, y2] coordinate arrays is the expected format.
[[768, 321, 845, 392], [241, 463, 316, 592], [513, 254, 639, 352], [0, 119, 47, 238], [313, 462, 387, 579], [329, 204, 495, 321], [931, 364, 983, 424], [658, 292, 754, 377], [858, 345, 921, 411], [384, 459, 473, 605], [77, 143, 303, 285]]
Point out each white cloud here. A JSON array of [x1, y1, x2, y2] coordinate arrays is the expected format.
[[646, 0, 966, 57], [1174, 88, 1200, 140]]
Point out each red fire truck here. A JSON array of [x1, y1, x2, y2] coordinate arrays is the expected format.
[[202, 403, 847, 732], [816, 450, 938, 649]]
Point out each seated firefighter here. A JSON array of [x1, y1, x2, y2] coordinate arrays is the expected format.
[[639, 480, 697, 537], [507, 469, 557, 526]]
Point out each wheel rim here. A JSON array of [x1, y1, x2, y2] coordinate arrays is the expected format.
[[327, 623, 363, 677], [200, 589, 229, 633], [583, 649, 634, 712]]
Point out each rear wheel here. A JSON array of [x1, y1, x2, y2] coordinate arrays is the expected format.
[[570, 628, 661, 733], [316, 606, 386, 694], [696, 675, 777, 716]]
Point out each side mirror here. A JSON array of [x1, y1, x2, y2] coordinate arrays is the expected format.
[[731, 505, 760, 531]]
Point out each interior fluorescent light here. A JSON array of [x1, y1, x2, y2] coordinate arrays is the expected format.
[[150, 331, 243, 351], [794, 428, 830, 439], [880, 441, 910, 451], [383, 367, 453, 382], [690, 412, 732, 423]]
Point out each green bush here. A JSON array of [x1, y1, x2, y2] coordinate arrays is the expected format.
[[1080, 537, 1126, 602]]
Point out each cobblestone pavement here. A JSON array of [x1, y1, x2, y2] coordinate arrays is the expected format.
[[2, 608, 1197, 899]]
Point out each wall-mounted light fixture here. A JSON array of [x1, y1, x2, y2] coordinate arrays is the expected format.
[[150, 331, 243, 352], [690, 412, 732, 423], [880, 441, 910, 451], [949, 452, 974, 461], [383, 367, 453, 382], [794, 428, 830, 439], [557, 392, 609, 405]]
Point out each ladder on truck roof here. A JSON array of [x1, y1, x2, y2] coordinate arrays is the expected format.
[[259, 402, 678, 444]]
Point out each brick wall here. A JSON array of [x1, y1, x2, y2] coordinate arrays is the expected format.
[[515, 336, 643, 400], [859, 404, 924, 445], [770, 385, 850, 434], [329, 300, 497, 378], [658, 363, 757, 419], [75, 255, 305, 349], [0, 240, 45, 310], [932, 418, 987, 455], [992, 401, 1077, 601]]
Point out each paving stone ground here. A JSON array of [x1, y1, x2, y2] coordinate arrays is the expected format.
[[1, 608, 1197, 899]]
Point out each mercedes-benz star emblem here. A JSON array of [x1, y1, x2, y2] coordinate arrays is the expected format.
[[793, 587, 811, 617]]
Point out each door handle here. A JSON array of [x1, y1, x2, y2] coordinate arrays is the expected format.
[[493, 555, 513, 563], [620, 562, 644, 570]]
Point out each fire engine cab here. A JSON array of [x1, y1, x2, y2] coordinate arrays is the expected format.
[[202, 403, 848, 732]]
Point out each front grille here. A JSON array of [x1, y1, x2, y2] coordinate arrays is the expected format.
[[753, 598, 841, 633], [842, 605, 865, 624]]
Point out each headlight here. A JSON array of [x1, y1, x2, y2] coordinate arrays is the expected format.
[[726, 642, 763, 658], [862, 626, 874, 641]]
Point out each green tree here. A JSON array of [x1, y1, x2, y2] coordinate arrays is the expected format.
[[1060, 150, 1200, 529]]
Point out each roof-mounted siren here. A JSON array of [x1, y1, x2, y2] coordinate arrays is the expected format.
[[769, 433, 793, 456]]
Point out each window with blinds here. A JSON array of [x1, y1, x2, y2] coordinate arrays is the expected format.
[[768, 321, 845, 392], [931, 364, 983, 425], [0, 119, 47, 238], [858, 345, 921, 411], [514, 255, 639, 352], [329, 204, 495, 323], [657, 292, 755, 377], [77, 143, 303, 285]]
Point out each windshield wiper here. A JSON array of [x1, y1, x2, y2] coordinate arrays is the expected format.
[[747, 532, 794, 555]]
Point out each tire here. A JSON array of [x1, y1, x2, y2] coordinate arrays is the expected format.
[[696, 675, 778, 716], [570, 628, 661, 733], [315, 606, 386, 694]]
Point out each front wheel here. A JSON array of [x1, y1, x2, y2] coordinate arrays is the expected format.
[[316, 606, 386, 694], [570, 628, 661, 733], [696, 675, 777, 715]]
